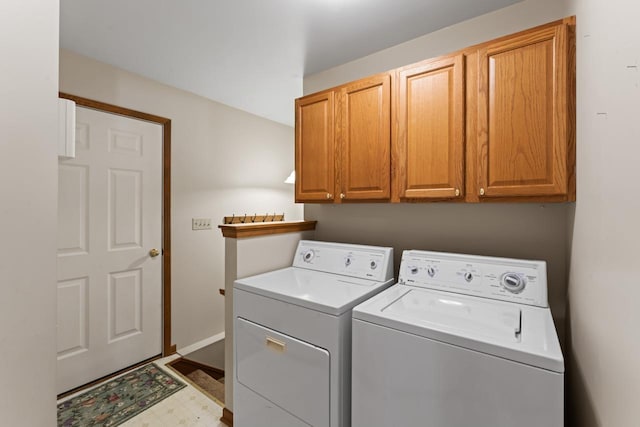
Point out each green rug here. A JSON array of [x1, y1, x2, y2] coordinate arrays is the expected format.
[[57, 363, 186, 426]]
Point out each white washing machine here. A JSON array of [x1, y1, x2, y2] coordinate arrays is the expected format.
[[352, 250, 564, 427], [234, 240, 394, 427]]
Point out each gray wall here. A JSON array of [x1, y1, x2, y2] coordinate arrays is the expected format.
[[184, 340, 225, 370], [308, 203, 569, 344]]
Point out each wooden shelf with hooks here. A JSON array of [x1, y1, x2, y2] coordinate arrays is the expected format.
[[218, 220, 317, 239]]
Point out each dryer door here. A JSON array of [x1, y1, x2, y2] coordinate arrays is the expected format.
[[236, 317, 330, 427]]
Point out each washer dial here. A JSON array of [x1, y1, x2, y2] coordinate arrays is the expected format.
[[501, 272, 526, 293]]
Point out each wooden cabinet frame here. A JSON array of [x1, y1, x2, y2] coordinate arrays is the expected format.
[[295, 16, 576, 204]]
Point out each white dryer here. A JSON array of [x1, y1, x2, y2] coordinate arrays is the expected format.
[[352, 250, 564, 427], [234, 240, 394, 427]]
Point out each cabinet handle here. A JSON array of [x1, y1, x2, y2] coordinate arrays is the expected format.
[[480, 188, 485, 196], [326, 193, 333, 199], [340, 193, 345, 199], [454, 188, 460, 197]]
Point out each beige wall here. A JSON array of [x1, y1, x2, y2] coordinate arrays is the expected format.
[[0, 0, 59, 425], [60, 50, 303, 349], [304, 0, 574, 94], [304, 0, 575, 345], [305, 0, 640, 425], [566, 0, 640, 425]]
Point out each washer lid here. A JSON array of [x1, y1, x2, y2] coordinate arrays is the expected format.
[[383, 289, 521, 343], [353, 285, 564, 373], [234, 267, 394, 316]]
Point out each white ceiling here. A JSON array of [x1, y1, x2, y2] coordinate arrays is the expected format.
[[60, 0, 520, 126]]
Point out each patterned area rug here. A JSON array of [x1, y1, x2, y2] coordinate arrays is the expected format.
[[57, 363, 186, 427]]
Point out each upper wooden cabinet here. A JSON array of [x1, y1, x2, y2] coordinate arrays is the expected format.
[[295, 17, 575, 204], [295, 91, 335, 202], [295, 73, 391, 203], [395, 54, 465, 201], [339, 75, 391, 201], [477, 22, 574, 200]]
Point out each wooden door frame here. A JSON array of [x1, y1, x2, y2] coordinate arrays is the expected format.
[[59, 92, 176, 356]]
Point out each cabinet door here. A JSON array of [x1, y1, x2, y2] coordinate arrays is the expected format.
[[396, 55, 465, 200], [478, 24, 569, 198], [339, 74, 391, 201], [295, 91, 335, 202]]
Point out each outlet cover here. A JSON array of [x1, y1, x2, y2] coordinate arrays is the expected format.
[[192, 218, 212, 230]]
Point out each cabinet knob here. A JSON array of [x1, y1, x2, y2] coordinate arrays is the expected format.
[[480, 188, 485, 196], [340, 193, 345, 199], [455, 188, 460, 197], [326, 193, 332, 199]]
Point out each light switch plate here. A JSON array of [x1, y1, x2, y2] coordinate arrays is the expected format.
[[192, 218, 212, 230]]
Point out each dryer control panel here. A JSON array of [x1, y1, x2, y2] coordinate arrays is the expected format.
[[398, 250, 548, 307], [293, 240, 393, 282]]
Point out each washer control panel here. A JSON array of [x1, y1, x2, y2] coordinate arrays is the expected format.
[[398, 250, 548, 307], [294, 240, 394, 282]]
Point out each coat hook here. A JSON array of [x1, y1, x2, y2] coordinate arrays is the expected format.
[[251, 213, 257, 223], [228, 214, 235, 224], [242, 213, 247, 223]]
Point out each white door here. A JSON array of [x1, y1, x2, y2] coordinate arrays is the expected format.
[[57, 106, 163, 394]]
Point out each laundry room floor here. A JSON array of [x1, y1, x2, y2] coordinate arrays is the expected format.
[[57, 354, 226, 427]]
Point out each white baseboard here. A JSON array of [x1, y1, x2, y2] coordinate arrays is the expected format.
[[177, 331, 225, 356]]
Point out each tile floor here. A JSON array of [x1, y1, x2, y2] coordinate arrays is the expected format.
[[58, 355, 226, 427]]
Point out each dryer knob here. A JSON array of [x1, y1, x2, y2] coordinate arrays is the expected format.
[[302, 249, 315, 263], [370, 260, 378, 270], [427, 267, 436, 278]]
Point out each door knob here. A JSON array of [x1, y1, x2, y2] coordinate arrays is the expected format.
[[149, 248, 160, 258]]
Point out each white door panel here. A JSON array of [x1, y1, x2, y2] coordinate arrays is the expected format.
[[57, 106, 163, 394]]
